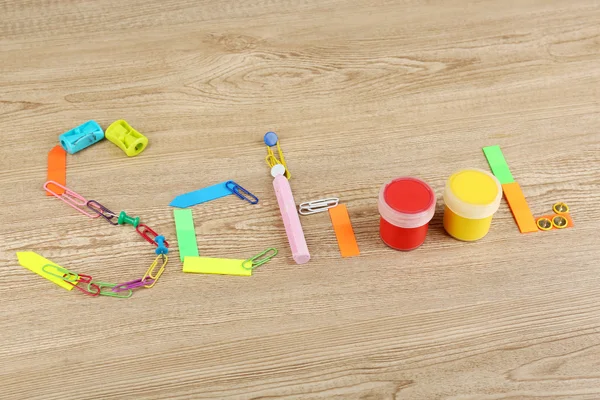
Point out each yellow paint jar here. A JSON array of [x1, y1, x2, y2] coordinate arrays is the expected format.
[[443, 169, 502, 241]]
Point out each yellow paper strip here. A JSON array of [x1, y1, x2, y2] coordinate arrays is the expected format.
[[17, 251, 75, 290], [182, 256, 252, 276]]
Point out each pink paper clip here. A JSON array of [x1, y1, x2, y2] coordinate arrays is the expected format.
[[112, 277, 155, 292], [44, 181, 100, 219]]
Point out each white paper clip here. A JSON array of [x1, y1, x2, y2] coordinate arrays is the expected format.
[[298, 198, 340, 215]]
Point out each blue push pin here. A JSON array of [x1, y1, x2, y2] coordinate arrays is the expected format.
[[155, 235, 169, 255], [264, 131, 278, 147]]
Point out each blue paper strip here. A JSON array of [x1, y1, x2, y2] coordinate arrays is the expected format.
[[169, 182, 233, 208]]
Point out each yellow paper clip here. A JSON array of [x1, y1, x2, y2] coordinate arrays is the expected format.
[[264, 131, 291, 179], [142, 254, 168, 288]]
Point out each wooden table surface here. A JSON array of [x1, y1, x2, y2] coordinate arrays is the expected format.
[[2, 1, 599, 399]]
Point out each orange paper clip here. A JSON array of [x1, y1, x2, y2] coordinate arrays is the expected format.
[[328, 204, 360, 257], [501, 182, 538, 233], [47, 146, 66, 196]]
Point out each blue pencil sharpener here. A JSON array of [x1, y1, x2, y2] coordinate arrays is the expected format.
[[59, 120, 104, 154]]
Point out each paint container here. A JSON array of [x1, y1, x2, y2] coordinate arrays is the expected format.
[[443, 169, 502, 241], [378, 177, 436, 251]]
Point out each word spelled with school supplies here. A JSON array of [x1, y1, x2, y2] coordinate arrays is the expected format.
[[35, 180, 170, 298], [21, 121, 581, 304]]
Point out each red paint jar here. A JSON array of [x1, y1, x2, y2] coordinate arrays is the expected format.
[[378, 177, 436, 251]]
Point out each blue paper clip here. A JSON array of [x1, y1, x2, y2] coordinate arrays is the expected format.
[[225, 181, 259, 205], [59, 120, 104, 154]]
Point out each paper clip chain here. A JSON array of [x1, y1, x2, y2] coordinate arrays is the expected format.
[[226, 181, 259, 205], [242, 248, 278, 270], [44, 181, 101, 219], [112, 277, 155, 293], [141, 255, 168, 288], [89, 281, 132, 298], [299, 198, 340, 215], [86, 200, 119, 225]]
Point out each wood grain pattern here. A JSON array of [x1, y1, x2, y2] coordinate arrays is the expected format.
[[1, 0, 599, 399]]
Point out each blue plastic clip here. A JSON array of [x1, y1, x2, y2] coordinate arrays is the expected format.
[[155, 235, 169, 255], [59, 120, 104, 154], [225, 181, 259, 205]]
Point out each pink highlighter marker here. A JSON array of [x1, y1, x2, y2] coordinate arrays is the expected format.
[[271, 164, 310, 264]]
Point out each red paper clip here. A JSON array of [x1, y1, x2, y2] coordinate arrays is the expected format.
[[66, 274, 100, 296], [136, 224, 169, 248]]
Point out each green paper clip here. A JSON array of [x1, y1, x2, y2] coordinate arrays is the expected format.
[[89, 281, 133, 298], [242, 248, 278, 270], [41, 264, 79, 282]]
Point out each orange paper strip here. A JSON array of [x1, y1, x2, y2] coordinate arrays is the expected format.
[[501, 182, 538, 233], [47, 145, 66, 196], [328, 204, 360, 257]]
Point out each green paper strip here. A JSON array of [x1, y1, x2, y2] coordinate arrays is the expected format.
[[482, 145, 515, 184], [173, 209, 199, 262]]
